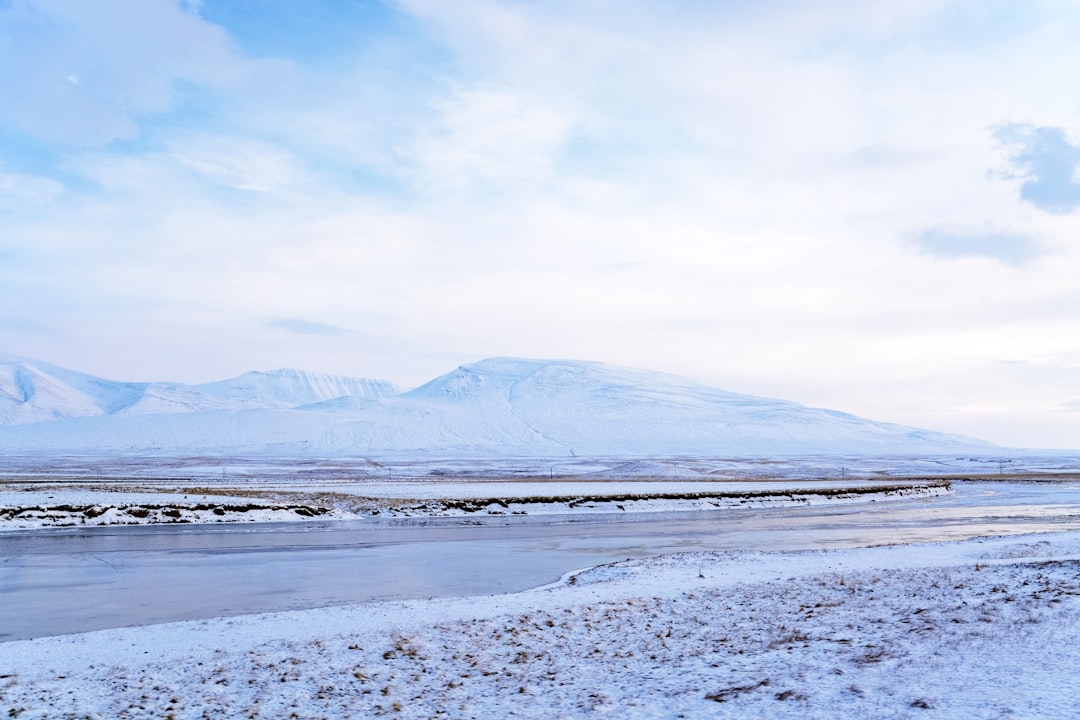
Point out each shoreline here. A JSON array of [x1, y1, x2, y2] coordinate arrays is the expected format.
[[4, 530, 1079, 718]]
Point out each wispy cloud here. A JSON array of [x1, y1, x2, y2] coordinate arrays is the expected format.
[[167, 135, 311, 194], [2, 1, 1080, 446], [994, 123, 1080, 214], [0, 169, 63, 208], [0, 0, 250, 146], [267, 319, 350, 336]]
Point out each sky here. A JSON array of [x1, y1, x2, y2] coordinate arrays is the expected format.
[[2, 0, 1080, 449]]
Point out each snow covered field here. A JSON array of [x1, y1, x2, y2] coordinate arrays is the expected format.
[[5, 455, 1079, 716], [5, 453, 1077, 530], [4, 452, 1077, 482], [4, 531, 1079, 719], [0, 477, 952, 529]]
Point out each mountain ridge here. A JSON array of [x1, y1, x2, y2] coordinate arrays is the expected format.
[[0, 356, 399, 426], [0, 355, 995, 456]]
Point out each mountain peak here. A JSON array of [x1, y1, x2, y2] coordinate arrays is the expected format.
[[405, 357, 763, 410], [0, 355, 400, 425], [0, 354, 998, 455]]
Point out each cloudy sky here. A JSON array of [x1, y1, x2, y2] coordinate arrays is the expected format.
[[2, 0, 1080, 448]]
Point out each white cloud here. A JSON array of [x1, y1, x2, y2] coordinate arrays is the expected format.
[[0, 0, 250, 145], [267, 318, 350, 336], [59, 134, 310, 200], [4, 0, 1080, 445], [0, 169, 63, 205], [166, 135, 310, 194], [407, 86, 572, 197]]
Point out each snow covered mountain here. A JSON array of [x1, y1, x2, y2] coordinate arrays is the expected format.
[[0, 356, 994, 456], [0, 355, 399, 426], [194, 369, 399, 408]]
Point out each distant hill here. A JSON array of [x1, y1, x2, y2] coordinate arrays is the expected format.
[[0, 355, 994, 457], [0, 355, 399, 425], [193, 369, 400, 408]]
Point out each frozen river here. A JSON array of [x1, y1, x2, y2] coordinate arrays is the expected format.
[[3, 480, 1079, 641]]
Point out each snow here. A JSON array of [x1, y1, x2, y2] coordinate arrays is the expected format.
[[1, 452, 1073, 482], [0, 356, 1000, 456], [5, 451, 1079, 530], [195, 369, 400, 408], [0, 500, 345, 530], [0, 355, 398, 426], [4, 531, 1080, 718], [0, 474, 953, 529], [0, 359, 108, 425]]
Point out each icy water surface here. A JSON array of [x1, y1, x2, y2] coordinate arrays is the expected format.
[[2, 481, 1078, 641]]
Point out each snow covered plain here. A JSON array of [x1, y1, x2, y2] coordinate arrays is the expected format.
[[4, 531, 1080, 719], [6, 453, 1067, 482], [0, 475, 953, 529], [3, 453, 1075, 530]]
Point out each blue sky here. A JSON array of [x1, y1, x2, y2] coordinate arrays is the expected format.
[[2, 0, 1080, 448]]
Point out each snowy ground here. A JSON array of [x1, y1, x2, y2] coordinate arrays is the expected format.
[[0, 484, 348, 529], [0, 478, 951, 529], [4, 453, 1077, 529], [11, 452, 1073, 529], [2, 452, 1079, 482], [4, 531, 1080, 719]]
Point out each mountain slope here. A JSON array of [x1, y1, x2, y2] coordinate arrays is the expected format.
[[0, 356, 994, 456], [0, 356, 398, 426], [0, 356, 151, 425], [392, 358, 987, 455], [195, 369, 399, 408]]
